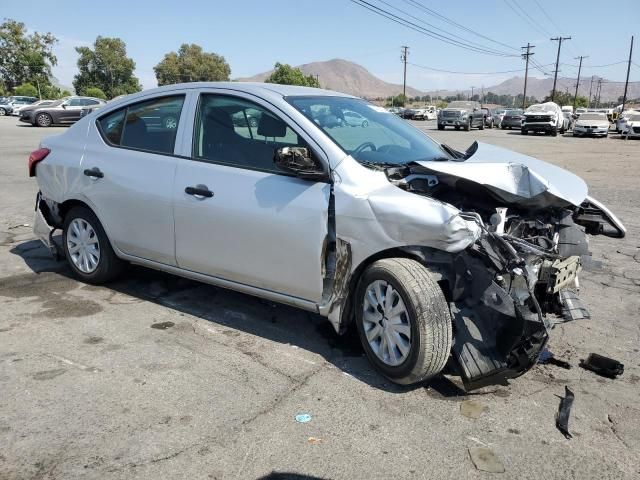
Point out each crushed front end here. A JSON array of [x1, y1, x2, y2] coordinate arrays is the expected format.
[[386, 144, 626, 389]]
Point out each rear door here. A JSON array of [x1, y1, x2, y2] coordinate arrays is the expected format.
[[173, 91, 330, 303], [79, 93, 190, 265]]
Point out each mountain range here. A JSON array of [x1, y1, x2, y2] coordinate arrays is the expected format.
[[238, 59, 638, 103]]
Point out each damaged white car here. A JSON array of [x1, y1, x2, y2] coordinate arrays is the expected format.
[[29, 83, 626, 390]]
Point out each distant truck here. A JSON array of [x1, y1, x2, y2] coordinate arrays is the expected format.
[[521, 102, 566, 136], [437, 100, 485, 131]]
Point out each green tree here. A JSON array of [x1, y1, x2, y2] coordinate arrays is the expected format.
[[265, 63, 320, 88], [543, 90, 588, 108], [73, 36, 141, 99], [154, 44, 231, 86], [0, 19, 57, 92], [83, 86, 107, 100], [13, 82, 38, 97]]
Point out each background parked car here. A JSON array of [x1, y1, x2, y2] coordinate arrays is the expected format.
[[562, 111, 574, 131], [616, 110, 639, 133], [500, 108, 524, 129], [0, 95, 37, 116], [343, 109, 369, 127], [621, 113, 640, 138], [13, 99, 55, 116], [19, 96, 106, 127], [479, 107, 494, 128], [573, 112, 610, 137], [492, 109, 506, 127]]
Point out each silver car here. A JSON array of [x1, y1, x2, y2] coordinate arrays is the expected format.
[[29, 82, 626, 390]]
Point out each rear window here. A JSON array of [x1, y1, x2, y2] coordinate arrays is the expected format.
[[96, 95, 185, 155]]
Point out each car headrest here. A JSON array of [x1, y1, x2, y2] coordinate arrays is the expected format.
[[257, 114, 287, 137], [204, 108, 234, 131]]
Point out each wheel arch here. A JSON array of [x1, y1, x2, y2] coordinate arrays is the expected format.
[[332, 245, 452, 335]]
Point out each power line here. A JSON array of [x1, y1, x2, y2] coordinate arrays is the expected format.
[[407, 61, 555, 75], [532, 0, 563, 33], [561, 60, 628, 69], [401, 0, 519, 52], [349, 0, 518, 57], [503, 0, 550, 37], [373, 0, 515, 56]]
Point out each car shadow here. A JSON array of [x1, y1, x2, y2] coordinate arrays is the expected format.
[[9, 238, 466, 396]]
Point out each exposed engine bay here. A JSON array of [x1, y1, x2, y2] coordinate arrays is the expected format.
[[383, 142, 626, 390]]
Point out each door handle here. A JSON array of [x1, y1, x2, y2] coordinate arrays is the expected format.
[[185, 185, 214, 198], [83, 167, 103, 179]]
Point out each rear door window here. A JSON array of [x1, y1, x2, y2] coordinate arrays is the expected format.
[[97, 95, 185, 154]]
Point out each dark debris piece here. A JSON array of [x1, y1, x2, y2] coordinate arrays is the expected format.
[[579, 353, 624, 379], [538, 349, 571, 369], [151, 321, 175, 330], [556, 386, 575, 439]]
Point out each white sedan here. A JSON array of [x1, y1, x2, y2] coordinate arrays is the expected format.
[[622, 113, 640, 139], [573, 112, 610, 137]]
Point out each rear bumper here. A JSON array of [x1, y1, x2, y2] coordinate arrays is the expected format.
[[33, 193, 59, 256]]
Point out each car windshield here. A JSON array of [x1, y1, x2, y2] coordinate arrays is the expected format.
[[505, 109, 523, 115], [579, 113, 606, 120], [628, 114, 640, 121], [287, 96, 449, 166]]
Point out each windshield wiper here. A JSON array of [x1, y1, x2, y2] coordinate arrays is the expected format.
[[358, 160, 403, 171], [440, 143, 465, 160]]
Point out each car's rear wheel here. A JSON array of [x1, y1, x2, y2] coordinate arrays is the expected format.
[[35, 113, 53, 127], [62, 207, 124, 284], [355, 258, 452, 386], [521, 129, 528, 135]]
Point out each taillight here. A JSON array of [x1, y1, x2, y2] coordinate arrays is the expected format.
[[28, 147, 50, 177]]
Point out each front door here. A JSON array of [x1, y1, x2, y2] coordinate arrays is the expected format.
[[173, 93, 330, 303]]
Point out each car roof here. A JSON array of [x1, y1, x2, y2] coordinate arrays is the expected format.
[[119, 82, 357, 101]]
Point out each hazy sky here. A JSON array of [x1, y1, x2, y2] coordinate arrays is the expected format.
[[5, 0, 639, 93]]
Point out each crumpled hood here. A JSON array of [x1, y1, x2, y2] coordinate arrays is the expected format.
[[414, 142, 588, 207]]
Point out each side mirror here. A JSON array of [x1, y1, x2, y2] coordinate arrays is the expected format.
[[274, 146, 325, 180], [61, 103, 67, 109]]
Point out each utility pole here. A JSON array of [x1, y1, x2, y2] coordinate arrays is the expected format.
[[595, 78, 603, 108], [550, 36, 571, 102], [621, 36, 634, 114], [573, 55, 587, 111], [470, 86, 475, 100], [401, 46, 409, 106], [588, 75, 595, 107], [521, 43, 534, 109]]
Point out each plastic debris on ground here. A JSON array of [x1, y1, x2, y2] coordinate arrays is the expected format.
[[556, 386, 575, 439], [460, 400, 488, 419], [468, 446, 505, 473], [295, 414, 312, 423], [537, 349, 571, 369], [579, 353, 624, 378], [307, 437, 323, 444]]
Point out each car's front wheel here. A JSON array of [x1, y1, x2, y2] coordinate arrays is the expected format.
[[0, 108, 6, 116], [355, 258, 452, 386], [63, 206, 124, 284], [35, 113, 53, 127], [362, 120, 369, 128]]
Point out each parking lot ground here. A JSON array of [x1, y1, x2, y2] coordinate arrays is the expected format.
[[1, 116, 639, 479]]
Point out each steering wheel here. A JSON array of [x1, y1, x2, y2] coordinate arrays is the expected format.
[[353, 142, 377, 155]]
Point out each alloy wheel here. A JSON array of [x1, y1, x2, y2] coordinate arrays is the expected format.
[[36, 113, 52, 127], [362, 280, 412, 366]]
